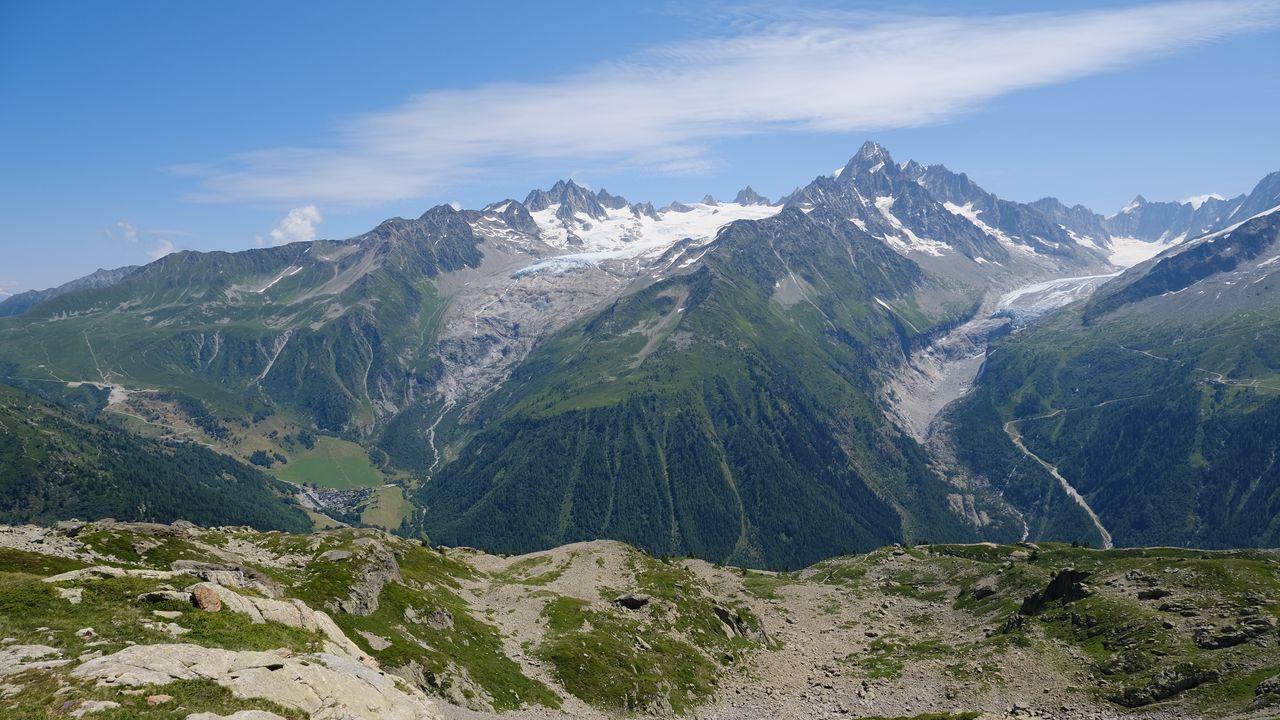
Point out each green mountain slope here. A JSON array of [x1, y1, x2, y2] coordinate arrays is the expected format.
[[0, 205, 481, 434], [948, 212, 1280, 548], [420, 209, 984, 569], [0, 384, 310, 530]]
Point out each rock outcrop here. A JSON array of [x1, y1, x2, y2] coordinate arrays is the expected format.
[[1019, 568, 1091, 615], [188, 582, 373, 665], [72, 644, 439, 720]]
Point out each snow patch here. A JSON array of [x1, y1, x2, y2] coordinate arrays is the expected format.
[[874, 197, 951, 257], [943, 201, 1031, 255], [1108, 236, 1172, 268], [256, 266, 303, 293], [519, 201, 781, 275]]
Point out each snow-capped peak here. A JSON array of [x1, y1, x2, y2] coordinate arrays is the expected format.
[[1118, 195, 1146, 215]]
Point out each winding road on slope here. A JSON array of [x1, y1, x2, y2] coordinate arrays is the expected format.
[[1003, 412, 1114, 549]]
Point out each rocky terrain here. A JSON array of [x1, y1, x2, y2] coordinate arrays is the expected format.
[[1, 520, 1278, 719]]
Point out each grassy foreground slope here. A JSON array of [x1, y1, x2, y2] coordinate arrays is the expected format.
[[0, 521, 1278, 719]]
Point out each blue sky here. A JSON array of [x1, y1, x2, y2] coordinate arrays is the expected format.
[[2, 1, 1278, 293]]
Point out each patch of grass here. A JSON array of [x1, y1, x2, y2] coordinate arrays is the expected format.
[[0, 547, 89, 576], [360, 485, 411, 530], [741, 570, 794, 600], [494, 555, 552, 584], [78, 528, 144, 563], [496, 554, 572, 586], [812, 557, 870, 589], [538, 595, 718, 714], [0, 570, 322, 659], [1191, 665, 1280, 713], [847, 635, 961, 680], [271, 435, 383, 489], [4, 676, 299, 720]]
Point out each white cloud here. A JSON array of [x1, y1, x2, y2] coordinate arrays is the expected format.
[[148, 237, 176, 260], [184, 1, 1280, 205], [267, 205, 323, 246]]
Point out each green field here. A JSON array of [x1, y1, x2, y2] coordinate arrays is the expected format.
[[361, 485, 412, 530], [271, 436, 384, 489]]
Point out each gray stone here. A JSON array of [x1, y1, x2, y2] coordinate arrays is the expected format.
[[186, 583, 371, 664], [185, 707, 288, 712], [73, 644, 439, 720], [0, 645, 71, 676], [70, 700, 120, 718]]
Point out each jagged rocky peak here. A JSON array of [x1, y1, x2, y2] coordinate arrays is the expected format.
[[631, 200, 660, 220], [900, 159, 927, 180], [480, 199, 540, 236], [595, 187, 629, 210], [916, 164, 990, 203], [1031, 196, 1111, 241], [663, 200, 694, 213], [733, 185, 770, 205], [523, 179, 608, 221], [840, 140, 897, 176], [1118, 195, 1148, 215], [702, 194, 718, 206]]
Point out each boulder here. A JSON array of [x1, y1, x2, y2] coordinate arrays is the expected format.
[[614, 593, 652, 610], [970, 584, 996, 600], [191, 585, 223, 612], [53, 521, 85, 537], [424, 608, 454, 630], [1019, 568, 1091, 615], [70, 700, 120, 718]]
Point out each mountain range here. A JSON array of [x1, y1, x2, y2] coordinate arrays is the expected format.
[[2, 142, 1279, 568]]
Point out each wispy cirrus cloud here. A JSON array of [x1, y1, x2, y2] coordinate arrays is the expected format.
[[181, 1, 1280, 206], [107, 219, 188, 260]]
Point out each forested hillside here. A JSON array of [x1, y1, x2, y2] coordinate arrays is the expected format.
[[0, 384, 311, 531], [420, 209, 989, 569]]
